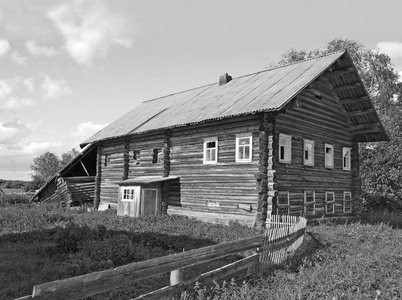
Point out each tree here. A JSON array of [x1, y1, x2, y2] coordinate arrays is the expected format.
[[274, 39, 402, 210], [60, 148, 80, 169], [30, 152, 60, 187], [30, 148, 80, 188]]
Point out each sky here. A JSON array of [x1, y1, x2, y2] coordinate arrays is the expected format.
[[0, 0, 401, 181]]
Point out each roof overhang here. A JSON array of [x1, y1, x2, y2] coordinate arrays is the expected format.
[[117, 176, 180, 186]]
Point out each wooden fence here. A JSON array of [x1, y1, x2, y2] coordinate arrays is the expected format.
[[16, 215, 307, 300]]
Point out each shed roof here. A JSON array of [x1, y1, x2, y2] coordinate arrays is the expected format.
[[82, 50, 388, 145]]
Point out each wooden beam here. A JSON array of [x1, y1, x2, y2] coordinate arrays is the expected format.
[[346, 108, 376, 117], [340, 96, 370, 104], [333, 83, 361, 92], [80, 161, 90, 176], [325, 67, 355, 78], [351, 123, 381, 134]]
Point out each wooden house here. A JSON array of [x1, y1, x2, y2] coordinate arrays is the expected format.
[[41, 50, 388, 227]]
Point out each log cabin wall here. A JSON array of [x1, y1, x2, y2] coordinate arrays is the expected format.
[[167, 114, 261, 226], [274, 76, 357, 219]]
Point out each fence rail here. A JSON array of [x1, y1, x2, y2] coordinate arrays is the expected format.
[[16, 215, 307, 300]]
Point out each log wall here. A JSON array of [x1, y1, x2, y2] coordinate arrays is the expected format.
[[168, 115, 261, 226], [275, 76, 358, 218]]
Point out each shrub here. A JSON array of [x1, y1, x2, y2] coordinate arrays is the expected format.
[[54, 223, 92, 253]]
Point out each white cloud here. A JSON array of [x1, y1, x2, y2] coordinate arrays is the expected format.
[[22, 141, 51, 154], [48, 0, 133, 66], [40, 74, 71, 99], [25, 40, 60, 57], [0, 78, 17, 98], [0, 77, 37, 110], [72, 121, 108, 137], [377, 41, 402, 58], [0, 121, 32, 145], [10, 51, 27, 65], [0, 39, 10, 56], [23, 78, 34, 93]]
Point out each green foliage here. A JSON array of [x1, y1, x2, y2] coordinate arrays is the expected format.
[[0, 193, 31, 204]]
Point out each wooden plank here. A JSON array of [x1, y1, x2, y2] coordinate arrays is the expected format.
[[339, 96, 370, 104], [32, 235, 263, 300], [324, 67, 355, 78], [332, 83, 361, 92], [135, 254, 259, 300], [346, 108, 375, 117]]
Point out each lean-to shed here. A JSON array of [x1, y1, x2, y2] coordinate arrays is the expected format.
[[47, 50, 389, 226]]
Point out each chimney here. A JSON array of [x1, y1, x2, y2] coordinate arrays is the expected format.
[[219, 73, 232, 86]]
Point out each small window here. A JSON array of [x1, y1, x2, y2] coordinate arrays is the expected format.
[[277, 191, 290, 215], [122, 188, 135, 201], [343, 147, 351, 170], [279, 134, 292, 164], [343, 191, 352, 213], [133, 150, 141, 165], [325, 192, 335, 214], [303, 139, 314, 166], [304, 190, 315, 216], [104, 154, 111, 167], [236, 134, 252, 163], [325, 144, 334, 169], [153, 149, 162, 164], [204, 137, 218, 164]]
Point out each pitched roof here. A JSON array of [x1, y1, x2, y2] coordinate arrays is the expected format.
[[82, 50, 388, 146]]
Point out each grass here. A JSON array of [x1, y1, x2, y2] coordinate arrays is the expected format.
[[1, 204, 402, 300]]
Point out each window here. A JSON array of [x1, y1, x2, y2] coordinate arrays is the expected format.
[[279, 134, 292, 164], [104, 154, 111, 167], [343, 147, 351, 170], [153, 149, 162, 164], [203, 137, 218, 164], [122, 188, 135, 201], [303, 139, 314, 166], [325, 144, 334, 169], [277, 191, 290, 215], [304, 190, 315, 216], [343, 191, 352, 213], [133, 150, 140, 165], [325, 192, 335, 214], [236, 134, 252, 163]]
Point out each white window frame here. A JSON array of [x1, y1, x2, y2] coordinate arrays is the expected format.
[[304, 190, 315, 216], [324, 144, 334, 169], [278, 134, 292, 164], [343, 147, 351, 171], [277, 191, 290, 215], [236, 134, 252, 163], [203, 137, 218, 164], [325, 191, 335, 214], [343, 191, 352, 213], [303, 139, 314, 166], [121, 187, 135, 202]]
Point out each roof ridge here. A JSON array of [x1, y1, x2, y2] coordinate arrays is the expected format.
[[142, 50, 346, 104]]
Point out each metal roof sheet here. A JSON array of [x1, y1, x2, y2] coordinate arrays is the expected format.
[[82, 51, 373, 145]]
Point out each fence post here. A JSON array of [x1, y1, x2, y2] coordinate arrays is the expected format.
[[170, 269, 183, 286]]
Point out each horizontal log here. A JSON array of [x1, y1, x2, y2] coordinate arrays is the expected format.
[[32, 235, 263, 300], [346, 108, 376, 117], [136, 253, 259, 300], [332, 82, 361, 92], [324, 67, 355, 78], [339, 96, 370, 104]]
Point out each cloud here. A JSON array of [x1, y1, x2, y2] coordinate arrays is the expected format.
[[72, 121, 108, 137], [23, 78, 34, 93], [0, 77, 37, 110], [0, 39, 10, 56], [48, 0, 133, 66], [22, 141, 51, 154], [0, 121, 32, 145], [25, 40, 60, 57], [10, 51, 27, 65], [377, 41, 402, 58], [40, 74, 71, 99]]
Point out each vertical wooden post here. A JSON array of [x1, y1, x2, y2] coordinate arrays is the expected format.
[[163, 129, 172, 178], [352, 138, 361, 216], [94, 143, 102, 210], [170, 269, 183, 286], [122, 137, 130, 180]]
